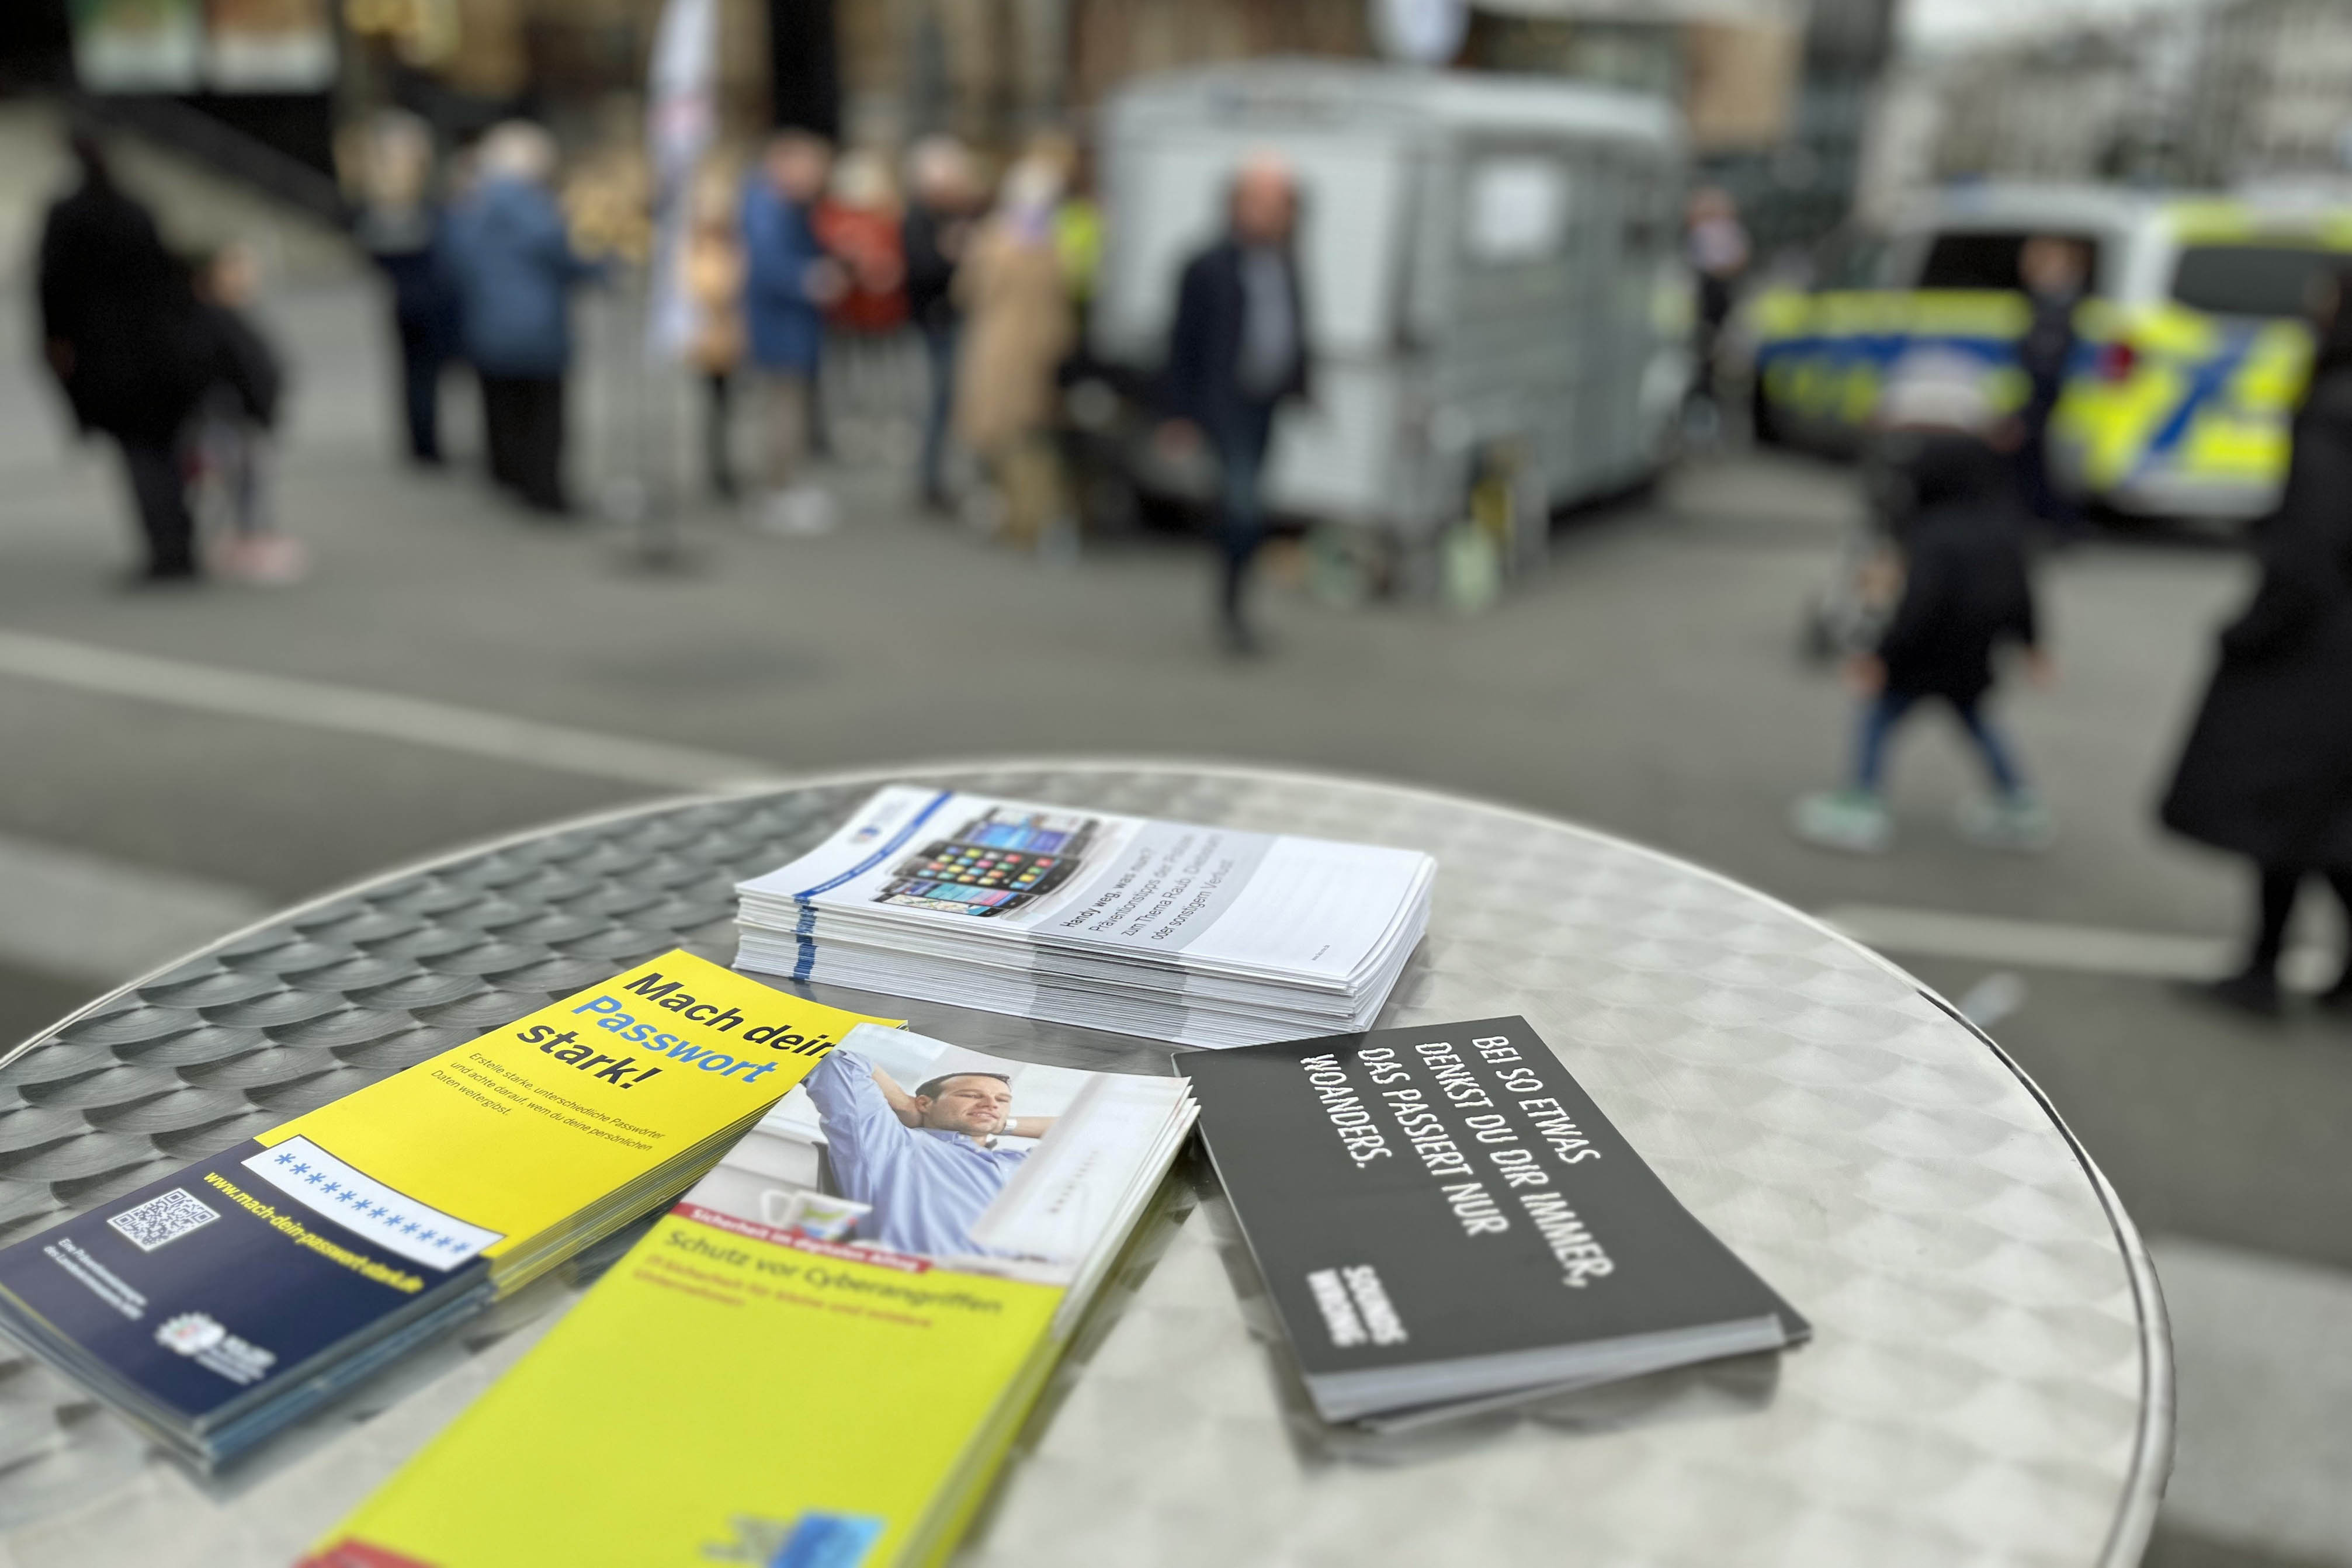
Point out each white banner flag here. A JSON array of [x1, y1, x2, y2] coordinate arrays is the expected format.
[[646, 0, 718, 359]]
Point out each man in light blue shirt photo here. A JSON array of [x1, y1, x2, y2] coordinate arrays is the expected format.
[[802, 1048, 1057, 1258]]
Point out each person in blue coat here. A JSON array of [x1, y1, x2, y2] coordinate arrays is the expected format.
[[740, 130, 843, 533], [440, 121, 602, 514]]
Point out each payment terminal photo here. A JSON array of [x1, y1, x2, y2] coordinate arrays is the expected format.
[[875, 808, 1101, 917]]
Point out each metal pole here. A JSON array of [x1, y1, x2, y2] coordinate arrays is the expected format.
[[606, 259, 690, 571]]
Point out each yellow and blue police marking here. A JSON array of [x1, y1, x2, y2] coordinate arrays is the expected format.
[[1753, 289, 2028, 433], [1753, 289, 2313, 508]]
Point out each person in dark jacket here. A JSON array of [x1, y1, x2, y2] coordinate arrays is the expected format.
[[1161, 154, 1310, 654], [2015, 234, 2089, 531], [903, 136, 978, 513], [1684, 186, 1750, 428], [440, 121, 602, 514], [355, 110, 456, 467], [2160, 266, 2352, 1018], [37, 130, 213, 581], [1796, 355, 2055, 854], [191, 244, 303, 584]]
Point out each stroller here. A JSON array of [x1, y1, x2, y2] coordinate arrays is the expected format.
[[1799, 437, 1908, 663]]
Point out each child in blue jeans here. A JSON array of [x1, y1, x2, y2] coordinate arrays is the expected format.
[[1795, 360, 2054, 854]]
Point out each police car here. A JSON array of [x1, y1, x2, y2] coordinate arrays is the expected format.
[[1749, 183, 2352, 522]]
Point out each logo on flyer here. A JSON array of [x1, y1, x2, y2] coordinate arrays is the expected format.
[[705, 1509, 884, 1566], [157, 1313, 226, 1355], [1306, 1265, 1409, 1348], [156, 1312, 277, 1385]]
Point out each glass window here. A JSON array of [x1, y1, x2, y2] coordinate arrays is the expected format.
[[1813, 230, 1889, 289], [1916, 230, 2101, 291], [2170, 244, 2339, 318], [1465, 157, 1570, 264]]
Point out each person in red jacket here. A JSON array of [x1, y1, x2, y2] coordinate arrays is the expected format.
[[813, 148, 908, 463], [814, 150, 907, 334]]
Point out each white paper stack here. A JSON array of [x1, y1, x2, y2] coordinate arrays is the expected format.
[[734, 786, 1434, 1049]]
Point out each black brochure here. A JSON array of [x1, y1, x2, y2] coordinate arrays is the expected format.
[[1185, 1016, 1808, 1424]]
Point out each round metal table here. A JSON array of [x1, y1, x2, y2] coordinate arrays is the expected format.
[[0, 763, 2170, 1567]]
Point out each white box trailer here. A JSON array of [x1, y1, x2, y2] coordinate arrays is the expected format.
[[1092, 58, 1690, 550]]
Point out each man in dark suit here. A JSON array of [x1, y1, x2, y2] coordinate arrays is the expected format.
[[1161, 155, 1309, 654]]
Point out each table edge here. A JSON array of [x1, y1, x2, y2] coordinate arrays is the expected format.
[[0, 755, 2176, 1559]]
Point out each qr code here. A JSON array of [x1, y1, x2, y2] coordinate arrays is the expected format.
[[106, 1189, 221, 1253]]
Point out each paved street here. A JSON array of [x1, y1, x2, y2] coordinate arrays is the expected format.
[[2, 154, 2348, 1565]]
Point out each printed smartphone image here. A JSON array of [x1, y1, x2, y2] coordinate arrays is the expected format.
[[876, 809, 1099, 917]]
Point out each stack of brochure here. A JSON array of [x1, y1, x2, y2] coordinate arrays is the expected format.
[[305, 1022, 1196, 1568], [0, 952, 893, 1468], [1187, 1015, 1809, 1429], [734, 785, 1435, 1049]]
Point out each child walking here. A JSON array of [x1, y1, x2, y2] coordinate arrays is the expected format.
[[1795, 355, 2054, 853], [192, 243, 303, 584]]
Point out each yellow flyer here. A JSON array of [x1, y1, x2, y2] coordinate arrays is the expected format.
[[0, 950, 895, 1469], [255, 949, 897, 1283], [306, 1023, 1195, 1567]]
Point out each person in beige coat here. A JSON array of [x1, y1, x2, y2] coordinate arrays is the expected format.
[[682, 161, 747, 499], [952, 157, 1073, 547]]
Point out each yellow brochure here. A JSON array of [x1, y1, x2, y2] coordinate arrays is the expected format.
[[307, 1212, 1063, 1568], [0, 949, 897, 1470], [254, 949, 898, 1285], [306, 1023, 1196, 1568]]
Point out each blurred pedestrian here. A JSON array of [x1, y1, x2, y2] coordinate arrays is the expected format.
[[903, 135, 979, 512], [1685, 186, 1750, 427], [2015, 235, 2089, 532], [813, 147, 908, 459], [741, 130, 844, 536], [190, 243, 302, 584], [2160, 266, 2352, 1018], [1794, 353, 2055, 854], [36, 129, 213, 582], [1019, 127, 1100, 313], [682, 159, 748, 501], [1048, 139, 1102, 317], [1160, 153, 1309, 654], [441, 121, 603, 515], [954, 155, 1076, 551], [353, 110, 456, 468]]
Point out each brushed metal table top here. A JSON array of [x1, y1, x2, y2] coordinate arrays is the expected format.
[[0, 763, 2170, 1568]]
